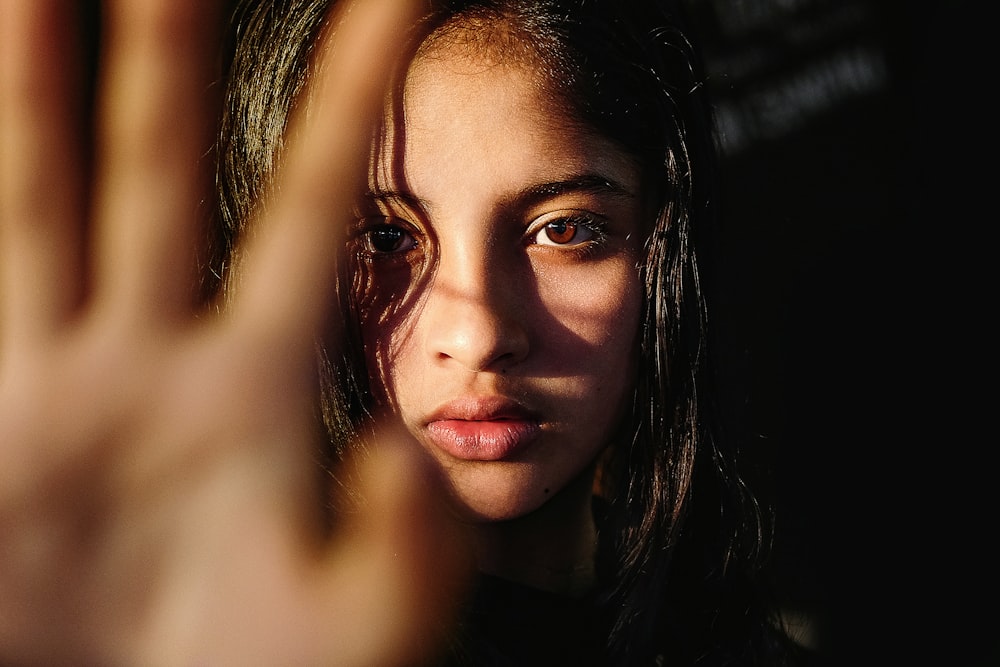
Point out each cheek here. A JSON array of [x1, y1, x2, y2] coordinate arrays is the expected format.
[[538, 258, 642, 357], [358, 321, 387, 405], [356, 263, 427, 407], [359, 303, 423, 410]]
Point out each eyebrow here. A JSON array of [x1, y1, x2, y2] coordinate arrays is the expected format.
[[365, 172, 636, 213], [520, 174, 635, 199], [361, 189, 427, 211]]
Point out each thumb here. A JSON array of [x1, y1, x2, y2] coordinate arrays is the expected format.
[[319, 432, 473, 667]]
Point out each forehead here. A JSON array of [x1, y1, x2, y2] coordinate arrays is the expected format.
[[374, 42, 636, 197], [404, 46, 567, 139]]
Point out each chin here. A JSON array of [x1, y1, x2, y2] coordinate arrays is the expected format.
[[444, 478, 553, 523]]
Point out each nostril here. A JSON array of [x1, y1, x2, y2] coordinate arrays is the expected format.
[[421, 279, 531, 373]]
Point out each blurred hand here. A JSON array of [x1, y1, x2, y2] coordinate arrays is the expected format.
[[0, 1, 465, 665]]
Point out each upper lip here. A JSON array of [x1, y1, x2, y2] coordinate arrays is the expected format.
[[425, 395, 539, 424]]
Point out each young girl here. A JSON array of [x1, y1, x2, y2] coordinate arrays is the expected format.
[[0, 0, 806, 665], [214, 1, 807, 665]]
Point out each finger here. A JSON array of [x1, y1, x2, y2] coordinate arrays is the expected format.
[[317, 439, 471, 667], [0, 1, 88, 350], [91, 0, 221, 323], [231, 0, 419, 351]]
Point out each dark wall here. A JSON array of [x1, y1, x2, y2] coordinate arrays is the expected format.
[[687, 1, 995, 664]]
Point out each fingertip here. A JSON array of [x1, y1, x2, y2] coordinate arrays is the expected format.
[[232, 0, 425, 360], [343, 429, 473, 664]]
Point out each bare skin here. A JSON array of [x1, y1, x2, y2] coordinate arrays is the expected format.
[[0, 1, 466, 665]]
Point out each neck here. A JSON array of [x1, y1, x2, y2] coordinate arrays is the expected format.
[[472, 464, 599, 597]]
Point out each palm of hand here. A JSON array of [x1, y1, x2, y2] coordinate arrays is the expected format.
[[0, 1, 464, 665]]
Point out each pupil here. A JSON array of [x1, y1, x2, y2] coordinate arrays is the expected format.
[[546, 221, 575, 243], [371, 226, 404, 252]]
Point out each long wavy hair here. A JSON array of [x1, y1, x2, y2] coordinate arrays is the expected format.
[[211, 1, 788, 664]]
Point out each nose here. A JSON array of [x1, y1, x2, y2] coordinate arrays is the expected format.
[[421, 249, 530, 373]]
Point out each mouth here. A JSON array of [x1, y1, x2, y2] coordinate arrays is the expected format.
[[424, 397, 542, 461]]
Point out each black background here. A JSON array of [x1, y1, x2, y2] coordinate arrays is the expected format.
[[687, 0, 996, 664]]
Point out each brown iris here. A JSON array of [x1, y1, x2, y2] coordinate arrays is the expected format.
[[544, 220, 578, 244]]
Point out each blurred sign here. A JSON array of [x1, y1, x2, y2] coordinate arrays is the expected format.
[[686, 0, 891, 156]]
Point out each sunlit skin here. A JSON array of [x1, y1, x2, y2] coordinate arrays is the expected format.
[[355, 42, 645, 592]]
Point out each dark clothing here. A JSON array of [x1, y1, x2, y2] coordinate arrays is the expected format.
[[433, 495, 816, 667], [441, 574, 610, 667], [437, 571, 821, 667]]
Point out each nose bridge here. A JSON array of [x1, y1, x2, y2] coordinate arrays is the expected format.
[[423, 234, 529, 372]]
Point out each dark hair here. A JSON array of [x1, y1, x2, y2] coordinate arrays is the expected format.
[[212, 1, 799, 664]]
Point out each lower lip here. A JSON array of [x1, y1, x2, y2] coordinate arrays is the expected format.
[[426, 419, 541, 461]]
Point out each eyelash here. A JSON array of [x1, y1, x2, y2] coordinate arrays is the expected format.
[[352, 217, 421, 260], [527, 213, 608, 255], [353, 212, 609, 261]]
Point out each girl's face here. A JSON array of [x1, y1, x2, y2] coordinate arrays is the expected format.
[[356, 43, 644, 521]]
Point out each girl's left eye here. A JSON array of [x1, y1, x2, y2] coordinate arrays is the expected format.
[[532, 215, 600, 247]]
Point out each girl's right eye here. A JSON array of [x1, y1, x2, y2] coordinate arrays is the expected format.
[[358, 222, 418, 255]]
